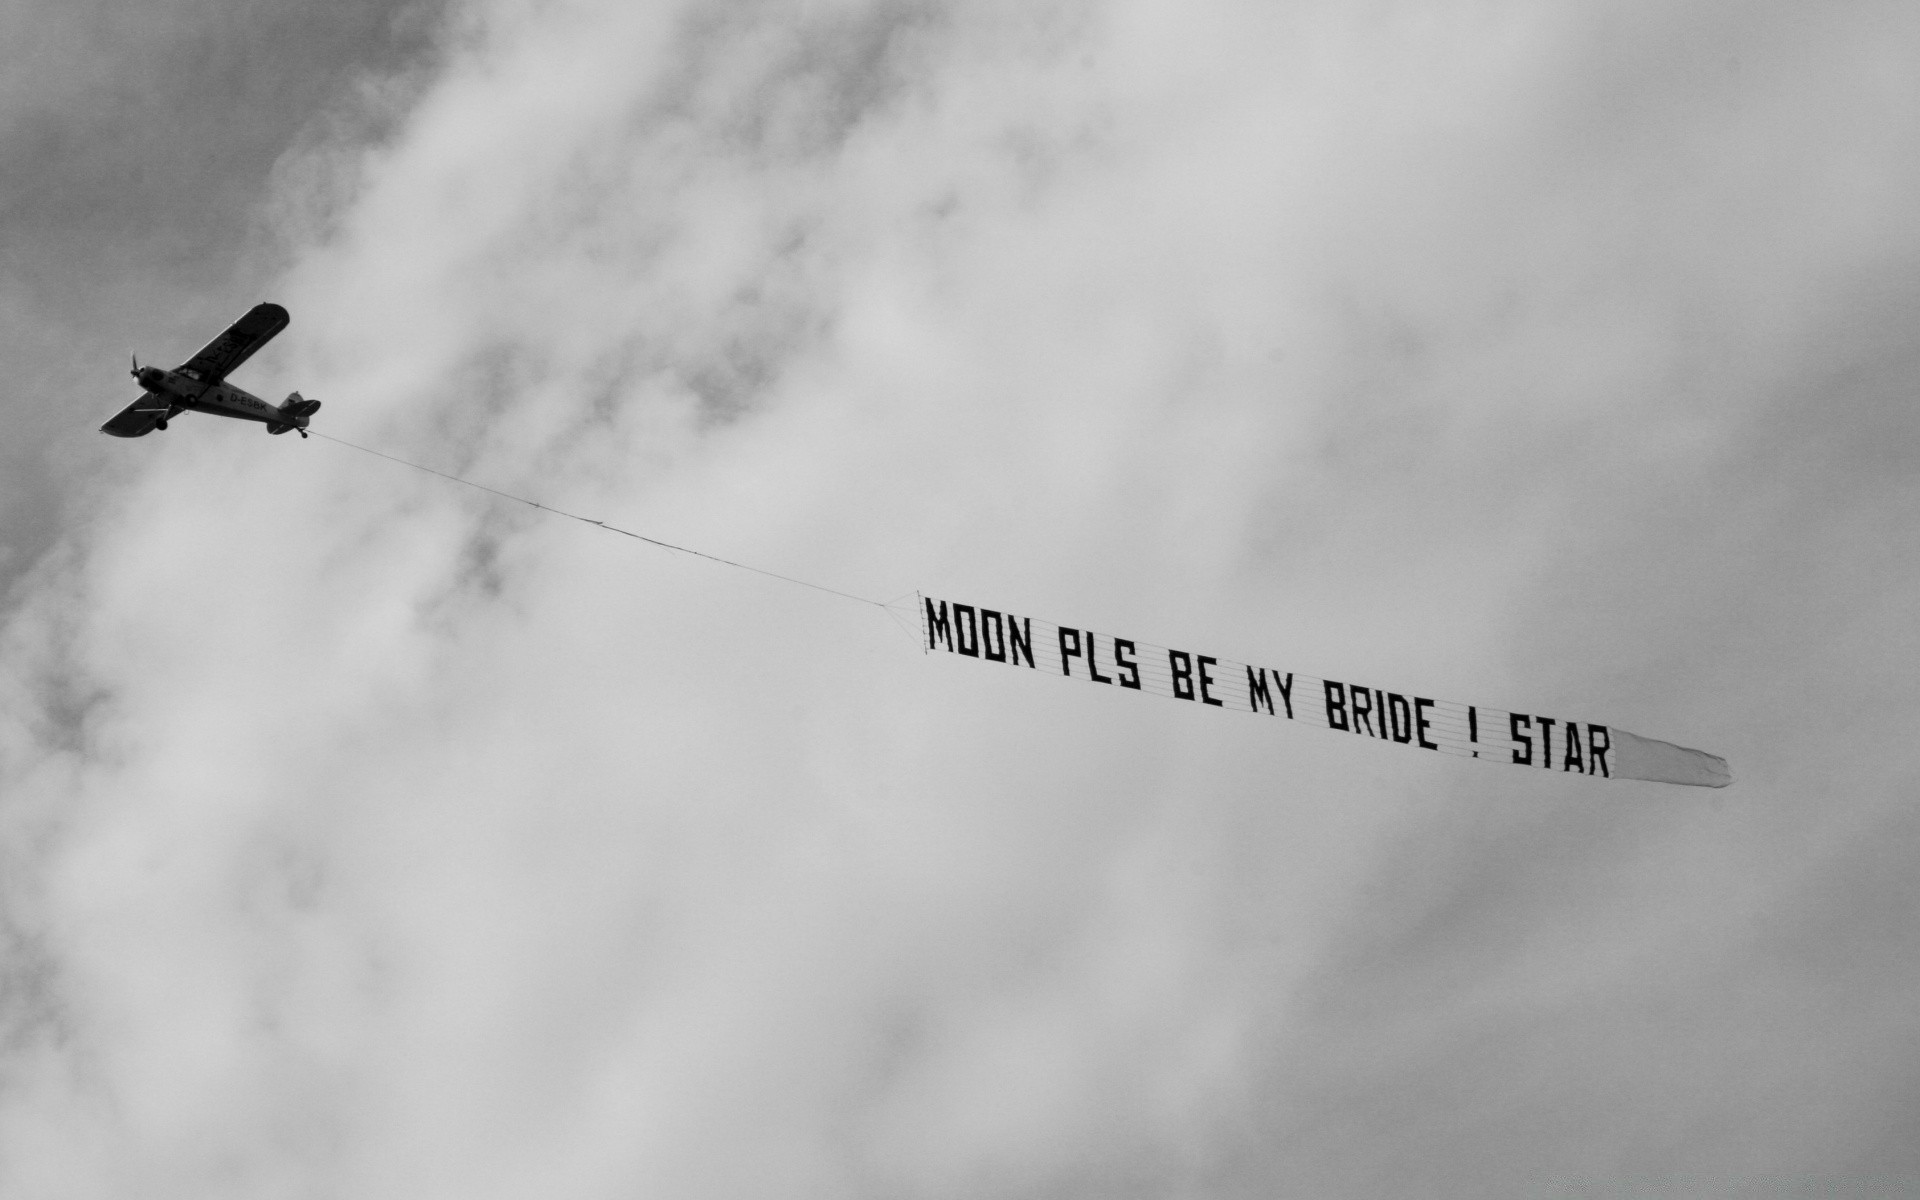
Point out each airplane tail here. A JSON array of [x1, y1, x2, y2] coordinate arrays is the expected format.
[[267, 392, 322, 437]]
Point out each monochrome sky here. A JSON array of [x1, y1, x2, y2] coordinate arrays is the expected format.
[[3, 2, 1918, 1195]]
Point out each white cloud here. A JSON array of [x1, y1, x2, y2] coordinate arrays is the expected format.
[[4, 1, 1920, 1195]]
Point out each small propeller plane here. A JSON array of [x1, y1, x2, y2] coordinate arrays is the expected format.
[[101, 302, 320, 438]]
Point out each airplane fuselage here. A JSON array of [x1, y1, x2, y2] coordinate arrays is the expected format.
[[138, 366, 282, 427]]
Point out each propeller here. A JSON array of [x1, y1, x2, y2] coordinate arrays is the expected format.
[[130, 354, 139, 379]]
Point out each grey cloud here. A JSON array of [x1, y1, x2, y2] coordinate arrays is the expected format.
[[664, 0, 946, 162]]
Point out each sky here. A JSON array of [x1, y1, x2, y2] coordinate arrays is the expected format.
[[0, 0, 441, 583], [2, 1, 1918, 1195]]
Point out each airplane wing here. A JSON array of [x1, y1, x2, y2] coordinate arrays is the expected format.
[[99, 391, 174, 438], [173, 302, 289, 384]]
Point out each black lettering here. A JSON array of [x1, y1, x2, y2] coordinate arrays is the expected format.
[[1537, 717, 1556, 770], [1196, 656, 1222, 706], [981, 610, 1007, 663], [1468, 705, 1478, 742], [1324, 681, 1349, 730], [1009, 617, 1035, 668], [954, 605, 979, 657], [1169, 651, 1195, 700], [1247, 667, 1273, 715], [1510, 713, 1533, 765], [1562, 722, 1585, 773], [1376, 691, 1389, 737], [1351, 687, 1376, 736], [1114, 640, 1140, 689], [1086, 633, 1112, 684], [1058, 627, 1082, 676], [1387, 693, 1412, 743], [1274, 672, 1295, 718], [1415, 697, 1437, 749], [925, 599, 952, 652], [1587, 724, 1611, 777]]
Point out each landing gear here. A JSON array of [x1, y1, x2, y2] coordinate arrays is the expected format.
[[297, 428, 308, 439], [155, 418, 168, 431]]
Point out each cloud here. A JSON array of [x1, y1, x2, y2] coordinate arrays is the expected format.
[[4, 1, 1919, 1195]]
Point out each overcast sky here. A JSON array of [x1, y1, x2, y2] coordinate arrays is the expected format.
[[3, 1, 1919, 1195]]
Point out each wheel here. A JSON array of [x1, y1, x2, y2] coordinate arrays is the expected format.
[[155, 418, 168, 431]]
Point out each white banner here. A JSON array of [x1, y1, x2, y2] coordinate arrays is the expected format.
[[921, 597, 1729, 788]]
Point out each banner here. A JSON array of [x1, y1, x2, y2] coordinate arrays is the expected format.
[[920, 596, 1729, 788]]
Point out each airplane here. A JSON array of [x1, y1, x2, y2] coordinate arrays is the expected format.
[[100, 302, 320, 439]]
